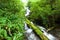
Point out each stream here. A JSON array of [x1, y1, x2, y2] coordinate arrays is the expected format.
[[25, 7, 57, 40], [24, 23, 57, 40]]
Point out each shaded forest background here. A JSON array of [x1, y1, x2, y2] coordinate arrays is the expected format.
[[27, 0, 60, 29]]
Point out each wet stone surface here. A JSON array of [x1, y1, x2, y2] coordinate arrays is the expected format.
[[49, 27, 60, 40]]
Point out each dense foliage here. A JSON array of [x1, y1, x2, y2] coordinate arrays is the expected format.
[[27, 0, 60, 28], [0, 0, 25, 40]]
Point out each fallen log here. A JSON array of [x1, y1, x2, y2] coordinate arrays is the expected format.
[[26, 19, 49, 40]]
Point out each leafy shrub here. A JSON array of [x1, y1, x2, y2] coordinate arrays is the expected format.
[[0, 0, 25, 40], [27, 0, 60, 28]]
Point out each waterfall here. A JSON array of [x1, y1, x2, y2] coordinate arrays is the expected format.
[[25, 23, 57, 40], [24, 7, 40, 40], [25, 22, 57, 40], [38, 26, 57, 40], [25, 7, 30, 16], [25, 7, 57, 40], [24, 23, 40, 40]]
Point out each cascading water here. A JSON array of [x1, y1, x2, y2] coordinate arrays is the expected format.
[[25, 7, 57, 40], [21, 0, 58, 40], [38, 26, 57, 40], [25, 23, 40, 40], [25, 7, 40, 40], [25, 7, 30, 16]]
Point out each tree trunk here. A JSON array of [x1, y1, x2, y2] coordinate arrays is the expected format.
[[26, 19, 49, 40]]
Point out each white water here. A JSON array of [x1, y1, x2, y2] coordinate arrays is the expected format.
[[21, 0, 57, 40], [25, 7, 30, 16], [25, 7, 57, 40], [25, 22, 57, 40], [25, 23, 40, 40], [38, 26, 57, 40]]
